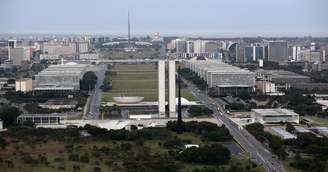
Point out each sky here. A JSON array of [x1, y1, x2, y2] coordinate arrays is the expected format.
[[0, 0, 327, 37]]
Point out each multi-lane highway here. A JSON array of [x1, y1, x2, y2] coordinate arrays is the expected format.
[[181, 77, 286, 172], [87, 64, 107, 119]]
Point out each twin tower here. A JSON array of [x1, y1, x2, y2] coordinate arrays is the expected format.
[[158, 60, 176, 118]]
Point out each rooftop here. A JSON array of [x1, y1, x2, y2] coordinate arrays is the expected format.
[[270, 127, 297, 139], [187, 60, 253, 74], [256, 70, 310, 79], [252, 108, 299, 116]]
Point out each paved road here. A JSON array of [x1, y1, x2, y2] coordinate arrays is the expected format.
[[181, 77, 286, 172], [87, 64, 107, 119]]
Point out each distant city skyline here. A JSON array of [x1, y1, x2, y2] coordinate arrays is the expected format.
[[0, 0, 327, 37]]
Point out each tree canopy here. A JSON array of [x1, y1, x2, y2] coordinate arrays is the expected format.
[[80, 71, 97, 90]]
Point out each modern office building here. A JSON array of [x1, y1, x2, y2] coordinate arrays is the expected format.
[[236, 43, 246, 63], [245, 45, 264, 62], [184, 59, 255, 95], [8, 47, 32, 65], [15, 78, 33, 92], [42, 42, 76, 55], [77, 42, 89, 53], [157, 60, 176, 118], [79, 53, 99, 60], [158, 60, 166, 117], [175, 39, 187, 53], [168, 61, 176, 118], [186, 41, 194, 53], [204, 41, 218, 53], [17, 113, 67, 125], [256, 69, 310, 90], [252, 108, 300, 124], [34, 63, 91, 91], [8, 40, 17, 48], [268, 41, 288, 63]]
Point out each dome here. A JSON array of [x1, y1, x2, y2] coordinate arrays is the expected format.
[[65, 62, 78, 65], [113, 96, 144, 104]]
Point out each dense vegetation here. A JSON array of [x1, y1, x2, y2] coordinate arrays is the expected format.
[[80, 71, 98, 90], [274, 88, 324, 117], [0, 105, 21, 128], [245, 123, 287, 159], [0, 121, 263, 172], [188, 105, 213, 117], [167, 121, 232, 142], [246, 123, 328, 172], [178, 68, 207, 90]]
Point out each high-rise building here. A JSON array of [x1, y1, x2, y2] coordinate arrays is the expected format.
[[186, 41, 194, 53], [204, 41, 218, 53], [245, 45, 264, 62], [9, 47, 31, 65], [236, 43, 246, 63], [158, 61, 165, 117], [168, 61, 176, 118], [175, 39, 187, 53], [268, 41, 288, 63], [292, 46, 301, 61], [193, 40, 206, 53], [8, 40, 17, 48], [15, 78, 33, 93], [77, 42, 89, 53]]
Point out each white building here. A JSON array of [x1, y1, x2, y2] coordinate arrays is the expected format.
[[40, 54, 60, 60], [158, 60, 166, 117], [184, 59, 255, 95], [77, 42, 89, 53], [42, 42, 76, 55], [79, 53, 99, 60], [34, 63, 92, 91], [15, 78, 33, 92], [252, 109, 299, 124], [256, 81, 277, 94], [168, 61, 176, 118]]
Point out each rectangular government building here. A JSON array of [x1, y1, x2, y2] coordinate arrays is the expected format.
[[252, 108, 300, 124], [34, 63, 92, 91], [184, 59, 255, 95]]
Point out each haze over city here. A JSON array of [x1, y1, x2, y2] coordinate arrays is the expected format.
[[0, 1, 328, 172], [1, 0, 328, 36]]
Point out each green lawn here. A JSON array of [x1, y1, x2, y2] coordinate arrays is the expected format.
[[308, 116, 328, 125], [102, 63, 197, 103]]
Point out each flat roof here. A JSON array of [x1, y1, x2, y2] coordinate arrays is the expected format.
[[256, 70, 310, 79], [252, 108, 299, 116], [270, 127, 297, 139], [187, 60, 253, 74], [18, 113, 67, 117]]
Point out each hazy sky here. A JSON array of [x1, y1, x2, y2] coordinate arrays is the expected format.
[[1, 0, 327, 37]]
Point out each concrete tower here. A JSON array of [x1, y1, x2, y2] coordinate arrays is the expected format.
[[168, 60, 176, 118], [323, 50, 326, 62], [158, 60, 166, 117], [128, 9, 131, 49]]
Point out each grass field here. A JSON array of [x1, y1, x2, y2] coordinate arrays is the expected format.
[[308, 116, 328, 125], [102, 63, 197, 102], [0, 129, 264, 172]]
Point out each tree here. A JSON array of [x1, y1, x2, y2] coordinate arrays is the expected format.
[[80, 71, 97, 90], [0, 135, 7, 149], [0, 105, 21, 127], [286, 122, 295, 133], [178, 144, 231, 165]]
